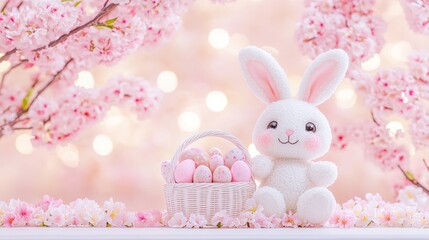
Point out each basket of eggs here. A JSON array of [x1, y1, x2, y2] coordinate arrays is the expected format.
[[162, 130, 256, 223]]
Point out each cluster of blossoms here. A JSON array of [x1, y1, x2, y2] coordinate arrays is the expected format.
[[349, 51, 429, 148], [331, 123, 409, 171], [2, 190, 428, 228], [0, 195, 164, 227], [400, 0, 429, 35], [0, 76, 161, 147], [295, 0, 386, 67], [0, 0, 204, 146], [0, 0, 194, 71], [329, 188, 429, 228], [331, 51, 429, 173]]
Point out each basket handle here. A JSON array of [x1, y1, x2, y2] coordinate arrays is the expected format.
[[167, 130, 253, 184]]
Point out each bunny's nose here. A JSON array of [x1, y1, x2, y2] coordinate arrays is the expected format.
[[285, 129, 294, 136]]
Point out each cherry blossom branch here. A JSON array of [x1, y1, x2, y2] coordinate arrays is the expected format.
[[0, 60, 27, 91], [32, 2, 118, 52], [0, 59, 73, 129], [397, 164, 429, 195], [25, 58, 74, 113], [0, 2, 119, 63]]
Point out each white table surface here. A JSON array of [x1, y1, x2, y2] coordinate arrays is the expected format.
[[0, 228, 429, 240]]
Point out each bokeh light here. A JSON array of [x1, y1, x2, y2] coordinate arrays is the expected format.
[[15, 134, 34, 155], [56, 144, 79, 168], [335, 88, 357, 109], [178, 111, 201, 132], [386, 121, 404, 137], [361, 54, 381, 71], [75, 71, 95, 89], [389, 41, 412, 61], [93, 135, 113, 156], [208, 28, 230, 49], [0, 61, 11, 73], [248, 143, 260, 158], [206, 91, 228, 112], [157, 71, 178, 93]]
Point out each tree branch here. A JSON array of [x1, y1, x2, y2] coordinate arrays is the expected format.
[[25, 58, 74, 113], [0, 60, 27, 91], [0, 58, 73, 130], [12, 126, 32, 131], [32, 3, 118, 52], [0, 2, 119, 63], [397, 164, 429, 195], [370, 110, 381, 126], [423, 159, 429, 172], [1, 0, 10, 12]]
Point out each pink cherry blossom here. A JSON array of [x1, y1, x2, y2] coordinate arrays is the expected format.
[[135, 210, 163, 227], [281, 211, 300, 228], [44, 206, 67, 227], [408, 51, 429, 99], [36, 195, 63, 211], [400, 0, 429, 35], [397, 185, 429, 209], [29, 207, 45, 227], [103, 198, 134, 227], [3, 212, 16, 227], [185, 214, 208, 228], [167, 212, 187, 228], [295, 0, 386, 66], [329, 209, 356, 228], [13, 200, 33, 226], [69, 198, 106, 227], [211, 210, 230, 228]]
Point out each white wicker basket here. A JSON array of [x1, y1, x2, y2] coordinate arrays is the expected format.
[[164, 130, 256, 223]]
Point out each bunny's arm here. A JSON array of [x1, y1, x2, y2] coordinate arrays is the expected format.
[[308, 161, 337, 187], [250, 155, 274, 180]]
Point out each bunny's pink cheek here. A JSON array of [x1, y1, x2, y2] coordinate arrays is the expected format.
[[257, 131, 272, 147], [304, 135, 321, 152]]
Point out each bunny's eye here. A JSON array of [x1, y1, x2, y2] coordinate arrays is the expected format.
[[305, 122, 316, 133], [267, 121, 278, 129]]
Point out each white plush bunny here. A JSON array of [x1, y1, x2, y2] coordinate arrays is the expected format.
[[239, 46, 349, 224]]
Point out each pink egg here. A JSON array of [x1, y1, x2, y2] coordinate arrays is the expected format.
[[231, 161, 252, 182], [179, 147, 209, 166], [209, 154, 224, 172], [208, 147, 223, 157], [160, 160, 171, 182], [193, 165, 212, 183], [213, 166, 232, 183], [224, 148, 246, 168], [174, 159, 196, 183]]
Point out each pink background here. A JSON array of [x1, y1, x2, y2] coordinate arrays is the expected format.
[[0, 0, 428, 210]]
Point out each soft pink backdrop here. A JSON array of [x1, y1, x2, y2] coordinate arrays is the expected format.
[[0, 0, 428, 210]]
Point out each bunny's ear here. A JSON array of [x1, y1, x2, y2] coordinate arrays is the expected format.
[[297, 49, 349, 106], [239, 46, 291, 104]]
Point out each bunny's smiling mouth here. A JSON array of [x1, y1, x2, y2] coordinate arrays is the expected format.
[[278, 138, 299, 145]]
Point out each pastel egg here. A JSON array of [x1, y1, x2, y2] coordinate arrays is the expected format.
[[193, 165, 212, 183], [224, 148, 246, 168], [174, 159, 196, 183], [208, 147, 223, 157], [213, 166, 232, 183], [231, 161, 252, 182], [160, 160, 171, 182], [179, 147, 209, 167], [209, 154, 224, 172]]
